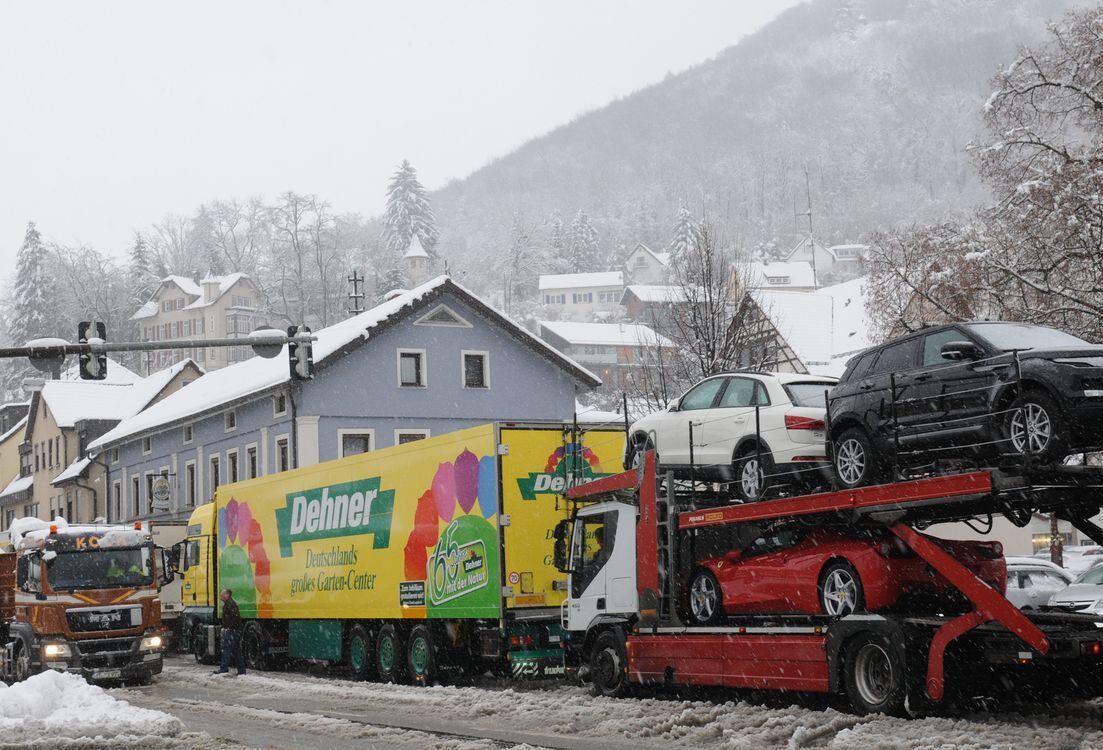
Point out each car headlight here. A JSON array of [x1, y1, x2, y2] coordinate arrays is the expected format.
[[140, 634, 164, 651], [42, 641, 71, 658]]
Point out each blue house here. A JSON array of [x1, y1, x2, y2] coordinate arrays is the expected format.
[[89, 276, 600, 524]]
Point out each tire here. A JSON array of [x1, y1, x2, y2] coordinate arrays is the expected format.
[[819, 561, 865, 617], [242, 622, 270, 671], [625, 433, 654, 471], [833, 427, 880, 489], [687, 569, 724, 625], [589, 629, 630, 698], [347, 625, 376, 681], [376, 623, 404, 684], [192, 624, 216, 665], [1005, 390, 1064, 461], [733, 446, 773, 502], [12, 643, 31, 682], [406, 624, 436, 686], [843, 632, 907, 716]]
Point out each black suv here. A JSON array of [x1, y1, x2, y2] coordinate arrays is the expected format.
[[827, 321, 1103, 488]]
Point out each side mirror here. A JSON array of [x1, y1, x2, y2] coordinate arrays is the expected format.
[[941, 340, 984, 361], [168, 542, 183, 575], [553, 519, 573, 573], [158, 547, 175, 587], [724, 548, 743, 564], [667, 398, 680, 412]]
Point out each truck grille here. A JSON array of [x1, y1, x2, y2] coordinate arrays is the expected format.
[[75, 637, 137, 669], [66, 606, 141, 633]]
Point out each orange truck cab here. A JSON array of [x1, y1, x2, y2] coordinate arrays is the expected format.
[[0, 519, 174, 684]]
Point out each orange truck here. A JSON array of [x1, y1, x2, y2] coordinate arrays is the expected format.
[[0, 519, 173, 684]]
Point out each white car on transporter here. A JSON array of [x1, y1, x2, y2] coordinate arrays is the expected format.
[[624, 372, 837, 502]]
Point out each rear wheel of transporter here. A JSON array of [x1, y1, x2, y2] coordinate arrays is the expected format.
[[733, 446, 773, 502], [192, 624, 216, 665], [243, 622, 271, 671], [1005, 390, 1064, 462], [687, 569, 724, 625], [406, 624, 437, 686], [819, 561, 865, 617], [833, 427, 880, 489], [843, 632, 907, 716], [589, 629, 630, 698], [347, 625, 376, 681], [376, 623, 405, 684]]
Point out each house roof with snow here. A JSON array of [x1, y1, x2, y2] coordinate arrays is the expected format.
[[625, 243, 671, 267], [403, 235, 429, 259], [92, 277, 601, 450], [619, 285, 690, 305], [538, 271, 624, 291], [0, 474, 32, 500], [745, 261, 817, 289], [130, 273, 256, 320], [59, 357, 142, 384], [538, 320, 675, 349]]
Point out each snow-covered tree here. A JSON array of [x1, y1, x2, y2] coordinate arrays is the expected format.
[[668, 204, 700, 261], [568, 209, 600, 272], [548, 209, 566, 261], [5, 223, 64, 390], [381, 160, 439, 260]]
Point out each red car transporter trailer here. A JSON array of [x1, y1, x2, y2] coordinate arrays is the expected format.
[[556, 452, 1103, 714]]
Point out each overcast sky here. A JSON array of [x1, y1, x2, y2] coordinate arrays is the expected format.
[[0, 1, 801, 263]]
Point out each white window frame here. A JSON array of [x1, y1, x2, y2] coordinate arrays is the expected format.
[[460, 350, 490, 389], [142, 436, 152, 455], [273, 393, 287, 417], [274, 434, 290, 473], [209, 454, 221, 497], [182, 424, 193, 445], [337, 429, 375, 458], [131, 476, 141, 518], [143, 470, 155, 515], [226, 448, 240, 484], [184, 460, 196, 508], [397, 348, 427, 388], [224, 410, 237, 432], [245, 442, 259, 480], [110, 448, 119, 464], [111, 480, 122, 522], [394, 428, 431, 446]]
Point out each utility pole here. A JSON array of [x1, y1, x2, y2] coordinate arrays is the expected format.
[[796, 166, 819, 289], [347, 270, 365, 316]]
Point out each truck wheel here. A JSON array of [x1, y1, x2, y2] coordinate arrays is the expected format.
[[376, 624, 404, 684], [843, 632, 907, 716], [12, 643, 31, 682], [243, 622, 270, 671], [819, 561, 865, 617], [192, 624, 216, 665], [833, 427, 880, 489], [589, 629, 630, 698], [347, 625, 376, 681], [688, 569, 724, 625], [406, 624, 436, 686]]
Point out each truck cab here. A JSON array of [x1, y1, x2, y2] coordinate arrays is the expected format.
[[559, 501, 638, 636]]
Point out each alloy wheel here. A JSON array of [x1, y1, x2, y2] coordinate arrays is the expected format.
[[853, 642, 894, 707], [822, 568, 859, 616], [836, 439, 866, 486], [740, 458, 763, 499], [1010, 403, 1052, 454], [690, 574, 718, 622]]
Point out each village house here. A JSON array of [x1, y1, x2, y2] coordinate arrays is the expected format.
[[90, 276, 600, 525], [781, 238, 864, 283], [623, 243, 671, 284], [537, 320, 674, 395], [538, 271, 624, 320]]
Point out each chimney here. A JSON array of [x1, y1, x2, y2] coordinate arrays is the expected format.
[[202, 275, 220, 303]]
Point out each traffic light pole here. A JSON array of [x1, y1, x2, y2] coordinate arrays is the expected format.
[[1, 334, 316, 360]]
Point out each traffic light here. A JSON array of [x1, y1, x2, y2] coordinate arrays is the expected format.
[[287, 325, 314, 380], [78, 322, 108, 380]]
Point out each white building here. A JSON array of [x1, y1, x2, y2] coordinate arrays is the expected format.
[[538, 271, 625, 320], [744, 261, 817, 291], [624, 243, 671, 284], [537, 320, 674, 394], [782, 238, 863, 281]]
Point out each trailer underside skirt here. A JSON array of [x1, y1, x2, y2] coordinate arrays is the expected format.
[[627, 633, 830, 692]]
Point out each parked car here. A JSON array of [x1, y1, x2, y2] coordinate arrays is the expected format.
[[624, 372, 836, 501], [686, 525, 1006, 623], [1034, 545, 1103, 577], [1046, 564, 1103, 615], [827, 321, 1103, 488], [1005, 556, 1073, 609]]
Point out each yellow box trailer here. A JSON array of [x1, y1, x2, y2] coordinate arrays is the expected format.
[[177, 422, 623, 683]]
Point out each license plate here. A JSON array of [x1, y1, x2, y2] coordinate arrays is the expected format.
[[813, 431, 824, 440], [93, 668, 121, 679]]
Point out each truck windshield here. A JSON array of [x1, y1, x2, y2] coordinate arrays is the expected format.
[[46, 546, 154, 590]]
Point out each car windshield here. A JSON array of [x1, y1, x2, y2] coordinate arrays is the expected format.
[[46, 546, 154, 590], [783, 382, 833, 408], [965, 323, 1090, 351], [1073, 565, 1103, 586]]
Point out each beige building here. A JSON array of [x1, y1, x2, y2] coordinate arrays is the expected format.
[[131, 273, 267, 373], [0, 407, 30, 532], [539, 271, 625, 321], [8, 361, 203, 526]]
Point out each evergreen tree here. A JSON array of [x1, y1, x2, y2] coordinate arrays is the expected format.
[[381, 160, 440, 260], [6, 223, 63, 391], [668, 204, 700, 261], [548, 209, 565, 260], [568, 209, 600, 272]]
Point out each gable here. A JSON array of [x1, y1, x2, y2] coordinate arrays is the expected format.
[[414, 304, 472, 328]]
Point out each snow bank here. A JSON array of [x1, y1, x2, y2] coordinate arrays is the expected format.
[[0, 671, 182, 744]]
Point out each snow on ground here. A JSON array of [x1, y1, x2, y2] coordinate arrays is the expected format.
[[0, 670, 182, 745], [153, 661, 1103, 749]]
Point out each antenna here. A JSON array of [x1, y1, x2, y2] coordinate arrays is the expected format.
[[347, 270, 365, 316], [796, 166, 819, 289]]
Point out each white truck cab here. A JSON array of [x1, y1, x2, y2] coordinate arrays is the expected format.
[[559, 501, 638, 634]]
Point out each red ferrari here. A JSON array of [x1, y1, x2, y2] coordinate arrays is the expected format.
[[687, 526, 1006, 623]]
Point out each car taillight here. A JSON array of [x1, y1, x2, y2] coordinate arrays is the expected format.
[[785, 414, 825, 431], [1082, 641, 1103, 658], [509, 635, 535, 647]]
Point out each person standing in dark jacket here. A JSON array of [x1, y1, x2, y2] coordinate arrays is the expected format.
[[216, 588, 246, 675]]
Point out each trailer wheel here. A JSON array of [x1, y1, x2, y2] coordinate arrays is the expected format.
[[843, 632, 907, 716], [192, 624, 216, 665], [819, 561, 864, 617], [347, 625, 376, 681], [688, 569, 723, 625], [243, 622, 271, 671], [1005, 390, 1064, 461], [625, 433, 654, 471], [589, 629, 629, 698], [376, 624, 404, 683], [406, 624, 436, 686]]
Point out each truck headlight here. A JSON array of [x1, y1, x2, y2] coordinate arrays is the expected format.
[[42, 641, 71, 658], [140, 635, 163, 651]]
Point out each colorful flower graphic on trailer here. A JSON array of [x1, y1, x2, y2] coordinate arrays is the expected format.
[[217, 498, 273, 618]]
